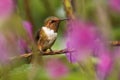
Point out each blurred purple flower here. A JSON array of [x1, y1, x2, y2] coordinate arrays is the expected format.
[[0, 0, 14, 18], [96, 53, 112, 80], [17, 21, 33, 54], [17, 39, 31, 54], [94, 38, 113, 80], [45, 59, 69, 79], [65, 19, 113, 79], [23, 21, 33, 40], [66, 20, 98, 63], [109, 0, 120, 12], [91, 33, 112, 79], [113, 47, 120, 59]]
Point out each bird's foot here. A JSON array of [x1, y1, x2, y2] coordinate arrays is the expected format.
[[49, 48, 54, 53], [40, 50, 44, 54]]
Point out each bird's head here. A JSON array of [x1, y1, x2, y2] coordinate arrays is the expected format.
[[44, 16, 68, 32]]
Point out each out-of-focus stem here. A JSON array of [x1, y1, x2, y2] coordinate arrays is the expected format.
[[93, 0, 111, 40], [63, 0, 76, 19], [81, 0, 86, 19], [93, 1, 112, 79], [71, 0, 76, 12], [24, 0, 35, 32]]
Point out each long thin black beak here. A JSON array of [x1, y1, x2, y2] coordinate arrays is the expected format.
[[59, 18, 69, 21]]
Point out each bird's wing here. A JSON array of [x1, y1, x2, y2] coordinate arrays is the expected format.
[[34, 29, 41, 43]]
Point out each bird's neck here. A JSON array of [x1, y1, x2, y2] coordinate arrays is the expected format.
[[45, 24, 59, 32]]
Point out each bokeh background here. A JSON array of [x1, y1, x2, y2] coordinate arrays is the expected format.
[[0, 0, 120, 80]]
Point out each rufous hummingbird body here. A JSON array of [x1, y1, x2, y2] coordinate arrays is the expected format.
[[35, 16, 68, 52]]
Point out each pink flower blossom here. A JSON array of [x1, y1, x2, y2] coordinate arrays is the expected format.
[[22, 21, 33, 40], [109, 0, 120, 12], [0, 0, 14, 18], [45, 59, 69, 79], [65, 19, 113, 79], [92, 35, 112, 79], [17, 21, 33, 54], [113, 47, 120, 59], [66, 20, 98, 62], [16, 21, 33, 54], [17, 39, 31, 54], [96, 54, 112, 80]]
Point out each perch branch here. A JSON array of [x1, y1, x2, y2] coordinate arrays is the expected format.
[[10, 49, 73, 60], [110, 41, 120, 46], [10, 40, 120, 61], [21, 49, 73, 57]]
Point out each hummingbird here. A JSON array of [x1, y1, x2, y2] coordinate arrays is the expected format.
[[35, 16, 68, 53]]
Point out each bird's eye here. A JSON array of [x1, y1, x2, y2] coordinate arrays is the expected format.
[[51, 20, 55, 23]]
